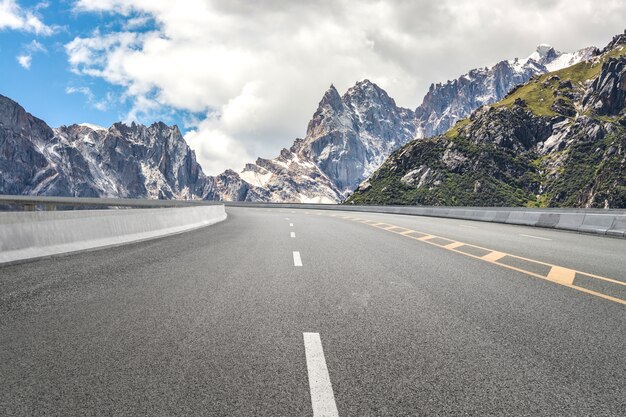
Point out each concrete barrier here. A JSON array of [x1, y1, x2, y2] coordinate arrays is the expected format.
[[607, 215, 626, 237], [578, 213, 619, 235], [0, 205, 226, 265], [225, 202, 626, 237], [1, 194, 623, 244]]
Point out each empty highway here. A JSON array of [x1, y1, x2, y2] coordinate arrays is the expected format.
[[1, 207, 625, 416]]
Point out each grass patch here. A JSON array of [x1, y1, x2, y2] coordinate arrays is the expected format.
[[497, 45, 626, 118]]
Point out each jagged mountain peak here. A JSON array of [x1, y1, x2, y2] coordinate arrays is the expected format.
[[415, 42, 598, 139], [530, 43, 559, 63], [536, 43, 554, 54], [77, 122, 107, 131], [602, 29, 626, 53], [343, 79, 400, 110], [0, 94, 53, 138], [345, 78, 379, 94], [349, 37, 626, 208], [5, 31, 623, 205], [318, 84, 343, 111]]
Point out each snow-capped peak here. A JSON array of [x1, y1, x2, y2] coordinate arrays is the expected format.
[[535, 44, 554, 58], [78, 123, 107, 132], [543, 46, 598, 72]]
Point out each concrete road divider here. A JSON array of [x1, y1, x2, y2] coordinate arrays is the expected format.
[[224, 202, 626, 238], [0, 205, 226, 266], [0, 194, 623, 242]]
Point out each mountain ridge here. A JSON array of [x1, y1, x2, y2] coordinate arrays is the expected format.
[[347, 32, 626, 208], [0, 38, 609, 202]]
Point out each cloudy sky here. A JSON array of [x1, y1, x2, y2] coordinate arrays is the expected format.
[[1, 0, 625, 174]]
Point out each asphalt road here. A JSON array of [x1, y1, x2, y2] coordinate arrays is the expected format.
[[1, 207, 625, 416]]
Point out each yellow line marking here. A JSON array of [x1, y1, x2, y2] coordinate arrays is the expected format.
[[482, 251, 507, 262], [445, 242, 465, 250], [389, 227, 412, 234], [574, 272, 626, 287], [325, 214, 626, 306], [546, 266, 576, 285]]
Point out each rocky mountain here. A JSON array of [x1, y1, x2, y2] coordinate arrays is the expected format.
[[0, 95, 255, 200], [234, 80, 416, 202], [0, 37, 609, 203], [415, 44, 599, 139], [347, 32, 626, 208], [222, 45, 596, 203], [0, 80, 414, 203]]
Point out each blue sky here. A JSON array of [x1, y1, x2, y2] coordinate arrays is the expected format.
[[0, 0, 188, 129], [2, 0, 626, 175]]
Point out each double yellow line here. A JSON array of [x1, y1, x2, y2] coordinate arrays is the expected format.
[[318, 212, 626, 306]]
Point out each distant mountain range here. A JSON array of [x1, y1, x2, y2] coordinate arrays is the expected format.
[[0, 37, 609, 203], [415, 44, 598, 138], [348, 32, 626, 208]]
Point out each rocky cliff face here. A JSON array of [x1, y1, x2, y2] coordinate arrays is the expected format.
[[302, 81, 416, 193], [0, 36, 612, 203], [414, 45, 598, 138], [53, 122, 209, 199], [0, 95, 255, 200], [226, 46, 597, 203], [233, 80, 416, 202], [0, 96, 98, 197], [348, 36, 626, 208], [0, 80, 414, 203]]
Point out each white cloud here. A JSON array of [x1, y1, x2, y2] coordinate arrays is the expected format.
[[0, 0, 54, 35], [16, 39, 47, 69], [16, 54, 31, 69], [68, 0, 626, 175], [66, 86, 115, 111]]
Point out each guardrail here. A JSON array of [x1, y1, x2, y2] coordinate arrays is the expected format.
[[1, 195, 624, 237], [0, 194, 221, 210], [0, 196, 227, 266], [223, 202, 626, 237]]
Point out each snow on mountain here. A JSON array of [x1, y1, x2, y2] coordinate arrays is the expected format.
[[0, 94, 250, 200], [225, 80, 416, 202], [77, 122, 107, 132], [415, 44, 599, 138], [0, 39, 603, 204]]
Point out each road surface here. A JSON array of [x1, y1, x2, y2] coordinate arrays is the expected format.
[[1, 207, 625, 416]]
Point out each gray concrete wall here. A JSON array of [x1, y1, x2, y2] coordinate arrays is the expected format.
[[0, 205, 227, 265], [224, 203, 626, 237]]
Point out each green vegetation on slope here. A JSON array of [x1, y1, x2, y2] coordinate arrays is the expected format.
[[497, 45, 626, 117], [347, 43, 626, 208]]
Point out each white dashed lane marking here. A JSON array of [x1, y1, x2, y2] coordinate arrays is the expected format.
[[303, 333, 339, 417], [520, 234, 552, 241], [293, 251, 302, 266]]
